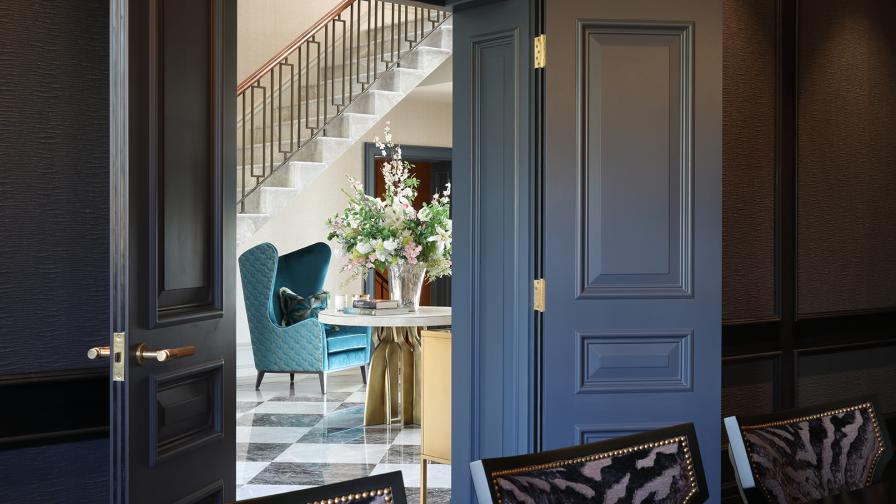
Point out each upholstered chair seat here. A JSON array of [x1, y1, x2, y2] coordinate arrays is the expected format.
[[239, 242, 372, 393], [724, 398, 893, 504], [470, 423, 708, 504]]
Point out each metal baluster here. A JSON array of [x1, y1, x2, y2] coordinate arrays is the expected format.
[[269, 70, 274, 176], [336, 16, 347, 110], [241, 93, 246, 212]]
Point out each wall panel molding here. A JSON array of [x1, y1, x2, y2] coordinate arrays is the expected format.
[[795, 0, 896, 318], [576, 21, 693, 299]]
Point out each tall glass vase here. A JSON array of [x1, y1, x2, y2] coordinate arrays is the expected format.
[[388, 262, 427, 311]]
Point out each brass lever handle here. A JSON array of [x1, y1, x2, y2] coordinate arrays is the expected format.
[[135, 343, 196, 365], [87, 346, 111, 359]]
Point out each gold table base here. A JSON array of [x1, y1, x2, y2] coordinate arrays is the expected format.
[[364, 326, 423, 426]]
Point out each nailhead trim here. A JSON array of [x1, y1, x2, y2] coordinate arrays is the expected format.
[[306, 486, 392, 504], [740, 402, 885, 502], [488, 436, 699, 504]]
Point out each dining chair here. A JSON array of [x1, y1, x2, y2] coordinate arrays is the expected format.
[[234, 471, 407, 504], [470, 423, 708, 504], [724, 397, 893, 504]]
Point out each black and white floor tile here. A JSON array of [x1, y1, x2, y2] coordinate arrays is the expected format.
[[235, 368, 451, 503]]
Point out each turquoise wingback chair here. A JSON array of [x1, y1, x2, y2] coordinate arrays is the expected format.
[[239, 242, 372, 393]]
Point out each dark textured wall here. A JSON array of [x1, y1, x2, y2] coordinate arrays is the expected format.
[[0, 0, 109, 501], [722, 0, 896, 500], [722, 0, 778, 323], [796, 0, 896, 317], [0, 0, 109, 373]]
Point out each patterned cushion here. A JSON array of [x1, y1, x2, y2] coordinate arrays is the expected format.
[[493, 437, 698, 504], [741, 403, 885, 504], [278, 287, 327, 326]]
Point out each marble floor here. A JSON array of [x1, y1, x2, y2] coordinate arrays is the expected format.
[[236, 368, 451, 503]]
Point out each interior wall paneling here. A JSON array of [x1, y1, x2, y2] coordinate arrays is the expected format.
[[0, 0, 110, 500], [722, 0, 779, 325], [722, 0, 896, 499], [796, 0, 896, 318], [795, 340, 896, 413]]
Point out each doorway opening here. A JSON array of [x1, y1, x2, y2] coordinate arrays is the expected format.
[[234, 2, 454, 502]]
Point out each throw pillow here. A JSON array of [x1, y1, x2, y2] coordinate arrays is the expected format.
[[278, 287, 328, 326]]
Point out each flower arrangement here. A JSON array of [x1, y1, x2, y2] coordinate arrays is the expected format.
[[326, 123, 452, 283]]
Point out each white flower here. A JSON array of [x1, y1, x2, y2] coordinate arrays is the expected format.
[[427, 221, 452, 254], [383, 207, 403, 228], [383, 239, 399, 252], [418, 207, 431, 222], [356, 241, 372, 254]]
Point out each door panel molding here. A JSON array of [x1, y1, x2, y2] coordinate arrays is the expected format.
[[148, 359, 224, 467], [576, 330, 693, 393], [147, 0, 224, 328], [171, 480, 224, 504], [575, 421, 669, 446], [576, 21, 694, 299]]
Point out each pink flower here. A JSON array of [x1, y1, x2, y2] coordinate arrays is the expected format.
[[404, 242, 422, 264]]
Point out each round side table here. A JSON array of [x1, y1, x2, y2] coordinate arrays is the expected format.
[[318, 306, 451, 426]]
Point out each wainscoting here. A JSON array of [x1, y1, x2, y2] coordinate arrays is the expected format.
[[722, 0, 896, 501]]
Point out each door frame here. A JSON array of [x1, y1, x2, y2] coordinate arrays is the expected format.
[[450, 0, 539, 500], [109, 0, 129, 501]]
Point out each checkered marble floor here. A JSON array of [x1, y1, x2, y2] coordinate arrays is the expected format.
[[235, 368, 451, 503]]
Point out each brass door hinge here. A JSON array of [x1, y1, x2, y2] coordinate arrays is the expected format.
[[534, 34, 546, 69], [112, 332, 126, 382], [534, 279, 545, 312]]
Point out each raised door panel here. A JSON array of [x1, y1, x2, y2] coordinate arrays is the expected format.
[[579, 23, 692, 298], [149, 0, 224, 328]]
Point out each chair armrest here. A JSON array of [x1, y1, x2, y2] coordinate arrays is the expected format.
[[252, 318, 327, 372]]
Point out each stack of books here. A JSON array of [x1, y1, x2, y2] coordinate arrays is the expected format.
[[342, 299, 410, 315]]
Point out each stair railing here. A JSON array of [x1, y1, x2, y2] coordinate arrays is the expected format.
[[237, 0, 450, 212]]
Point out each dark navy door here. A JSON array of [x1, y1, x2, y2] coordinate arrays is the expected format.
[[109, 0, 237, 502], [542, 0, 722, 500]]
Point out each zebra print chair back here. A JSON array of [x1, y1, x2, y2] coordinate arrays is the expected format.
[[233, 470, 406, 504], [724, 398, 893, 504], [470, 423, 708, 504]]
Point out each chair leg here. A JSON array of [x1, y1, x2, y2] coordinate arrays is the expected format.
[[290, 373, 295, 383], [318, 372, 327, 395], [360, 365, 368, 385], [255, 371, 265, 390]]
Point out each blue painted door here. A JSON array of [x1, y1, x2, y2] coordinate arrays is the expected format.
[[542, 0, 722, 500]]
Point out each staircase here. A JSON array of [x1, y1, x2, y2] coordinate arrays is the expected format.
[[236, 1, 452, 245]]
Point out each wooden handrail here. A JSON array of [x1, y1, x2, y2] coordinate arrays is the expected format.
[[237, 0, 356, 95]]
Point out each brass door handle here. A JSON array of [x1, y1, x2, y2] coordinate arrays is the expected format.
[[87, 346, 111, 359], [135, 343, 196, 365]]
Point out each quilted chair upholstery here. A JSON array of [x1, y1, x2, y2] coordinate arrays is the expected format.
[[724, 398, 893, 504], [239, 242, 371, 393], [470, 423, 708, 504]]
